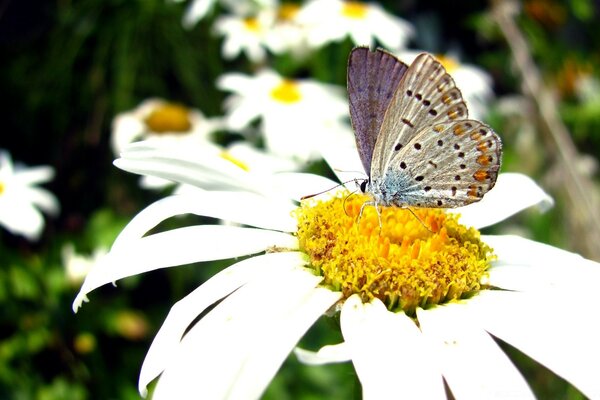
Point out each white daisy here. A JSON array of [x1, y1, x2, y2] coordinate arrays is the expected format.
[[218, 69, 352, 161], [263, 3, 312, 56], [0, 150, 59, 241], [111, 98, 222, 157], [178, 0, 276, 28], [213, 10, 276, 63], [296, 0, 414, 51], [398, 50, 494, 119], [73, 144, 600, 399]]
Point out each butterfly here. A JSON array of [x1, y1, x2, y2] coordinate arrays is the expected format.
[[347, 47, 502, 209]]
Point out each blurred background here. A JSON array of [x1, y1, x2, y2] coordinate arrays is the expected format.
[[1, 0, 599, 398]]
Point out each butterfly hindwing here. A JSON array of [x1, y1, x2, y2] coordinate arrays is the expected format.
[[380, 120, 502, 208], [347, 47, 409, 175], [371, 53, 469, 181]]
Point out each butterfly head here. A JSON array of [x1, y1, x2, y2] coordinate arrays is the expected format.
[[359, 178, 369, 193]]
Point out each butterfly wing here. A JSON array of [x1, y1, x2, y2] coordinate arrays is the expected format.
[[347, 47, 409, 175], [379, 120, 502, 208], [371, 53, 469, 181]]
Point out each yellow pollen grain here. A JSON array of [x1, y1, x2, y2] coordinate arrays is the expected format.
[[341, 2, 368, 19], [270, 79, 302, 104], [144, 103, 192, 133], [295, 192, 494, 315], [278, 4, 300, 20], [220, 151, 250, 171], [436, 54, 459, 73], [244, 17, 262, 32]]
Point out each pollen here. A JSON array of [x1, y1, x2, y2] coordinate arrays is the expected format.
[[219, 151, 250, 171], [295, 192, 495, 315], [277, 4, 300, 21], [144, 103, 192, 133], [243, 17, 262, 32], [341, 2, 369, 19], [270, 79, 302, 104]]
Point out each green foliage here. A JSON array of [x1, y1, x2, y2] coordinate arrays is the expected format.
[[1, 0, 598, 398]]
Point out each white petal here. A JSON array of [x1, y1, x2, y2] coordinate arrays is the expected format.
[[114, 145, 256, 192], [23, 186, 60, 215], [139, 251, 308, 395], [319, 130, 367, 184], [469, 290, 600, 399], [152, 266, 338, 400], [111, 192, 296, 254], [73, 226, 297, 311], [294, 342, 351, 365], [272, 172, 339, 202], [13, 165, 55, 185], [417, 304, 534, 400], [483, 235, 600, 293], [341, 295, 445, 400], [0, 202, 44, 241], [452, 173, 553, 229]]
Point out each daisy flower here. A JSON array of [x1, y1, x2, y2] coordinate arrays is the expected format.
[[73, 143, 600, 399], [398, 50, 494, 119], [0, 150, 59, 241], [178, 0, 276, 28], [218, 69, 352, 161], [296, 0, 414, 51], [111, 98, 222, 157], [263, 3, 311, 56], [213, 10, 276, 63]]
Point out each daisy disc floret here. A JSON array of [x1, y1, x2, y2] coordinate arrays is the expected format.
[[297, 193, 493, 315]]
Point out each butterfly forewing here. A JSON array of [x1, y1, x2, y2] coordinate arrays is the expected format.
[[382, 120, 502, 207], [371, 53, 468, 180], [347, 47, 409, 175]]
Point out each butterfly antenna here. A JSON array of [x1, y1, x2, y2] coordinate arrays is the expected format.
[[300, 179, 361, 200], [406, 207, 434, 234]]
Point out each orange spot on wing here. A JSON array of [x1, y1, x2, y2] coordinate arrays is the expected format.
[[470, 132, 482, 141], [467, 185, 478, 198], [477, 155, 490, 166], [477, 142, 489, 152], [473, 170, 489, 182], [453, 124, 465, 135]]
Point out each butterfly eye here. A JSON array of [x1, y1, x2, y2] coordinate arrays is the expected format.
[[360, 180, 368, 193]]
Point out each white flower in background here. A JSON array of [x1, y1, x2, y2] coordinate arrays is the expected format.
[[214, 10, 276, 63], [218, 69, 352, 161], [62, 244, 109, 286], [111, 98, 222, 157], [0, 151, 59, 241], [297, 0, 414, 51], [264, 3, 311, 56], [177, 0, 277, 28], [74, 142, 600, 399], [398, 50, 494, 119]]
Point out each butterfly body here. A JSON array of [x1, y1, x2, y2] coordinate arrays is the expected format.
[[348, 47, 502, 209]]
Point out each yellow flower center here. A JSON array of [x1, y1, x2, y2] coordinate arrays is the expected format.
[[436, 54, 459, 74], [220, 151, 250, 171], [0, 181, 4, 195], [295, 192, 494, 315], [278, 4, 300, 21], [144, 103, 192, 133], [270, 79, 302, 104], [244, 17, 262, 33], [342, 2, 369, 19]]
